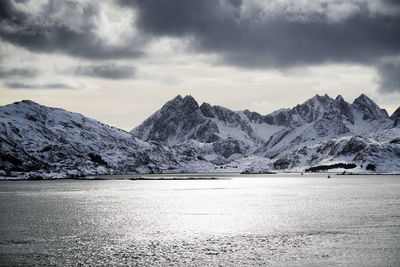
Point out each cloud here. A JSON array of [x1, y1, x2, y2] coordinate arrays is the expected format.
[[0, 0, 143, 60], [377, 60, 400, 92], [1, 0, 400, 98], [0, 67, 37, 78], [2, 0, 399, 70], [117, 0, 400, 69], [5, 82, 76, 90], [74, 64, 135, 79]]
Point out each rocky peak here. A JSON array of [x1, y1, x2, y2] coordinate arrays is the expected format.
[[131, 95, 206, 144], [353, 93, 372, 105], [334, 95, 345, 103], [211, 105, 242, 125], [332, 95, 353, 122], [352, 94, 388, 121], [200, 102, 242, 124], [166, 95, 183, 105], [159, 95, 200, 116], [199, 102, 215, 118], [291, 94, 334, 123], [307, 94, 333, 105], [391, 106, 400, 120], [391, 106, 400, 127], [243, 109, 263, 122], [182, 95, 198, 107]]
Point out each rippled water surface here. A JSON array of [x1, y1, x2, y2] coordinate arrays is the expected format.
[[1, 174, 400, 266]]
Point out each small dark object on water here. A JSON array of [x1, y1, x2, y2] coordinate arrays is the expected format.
[[327, 175, 331, 179]]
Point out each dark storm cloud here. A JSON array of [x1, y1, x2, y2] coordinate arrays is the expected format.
[[0, 67, 37, 78], [377, 61, 400, 93], [74, 64, 135, 79], [0, 0, 142, 60], [118, 0, 400, 69], [382, 0, 400, 7], [2, 0, 399, 69], [1, 0, 400, 91], [5, 82, 76, 90]]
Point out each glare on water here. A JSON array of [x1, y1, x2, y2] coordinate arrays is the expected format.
[[0, 174, 399, 266]]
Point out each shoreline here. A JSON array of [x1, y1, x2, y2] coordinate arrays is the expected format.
[[1, 171, 399, 181]]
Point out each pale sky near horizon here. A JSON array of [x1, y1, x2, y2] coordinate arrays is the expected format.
[[1, 0, 399, 131]]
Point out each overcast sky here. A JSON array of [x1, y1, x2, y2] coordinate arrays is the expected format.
[[1, 0, 400, 130]]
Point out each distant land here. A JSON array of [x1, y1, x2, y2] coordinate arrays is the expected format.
[[1, 94, 399, 179]]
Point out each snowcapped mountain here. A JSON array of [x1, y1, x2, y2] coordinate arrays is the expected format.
[[1, 94, 399, 179], [0, 100, 190, 178], [132, 95, 283, 163], [255, 94, 394, 158], [262, 127, 400, 173], [133, 94, 399, 173]]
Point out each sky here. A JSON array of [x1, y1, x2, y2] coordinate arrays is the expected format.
[[0, 0, 400, 131]]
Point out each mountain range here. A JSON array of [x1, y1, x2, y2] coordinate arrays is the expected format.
[[1, 94, 399, 178]]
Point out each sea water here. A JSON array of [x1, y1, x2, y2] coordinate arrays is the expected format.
[[0, 174, 399, 266]]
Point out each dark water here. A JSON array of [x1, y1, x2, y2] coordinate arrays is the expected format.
[[0, 174, 399, 266]]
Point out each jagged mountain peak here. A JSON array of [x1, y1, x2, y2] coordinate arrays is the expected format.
[[199, 102, 214, 118], [391, 106, 400, 127], [286, 94, 337, 124], [352, 94, 385, 112], [163, 95, 182, 106], [182, 94, 195, 101], [391, 106, 400, 119], [158, 95, 200, 118], [163, 94, 199, 108], [352, 93, 388, 121], [297, 93, 335, 109], [305, 93, 333, 105], [169, 94, 197, 103], [313, 93, 332, 100], [182, 95, 199, 109], [335, 95, 345, 102], [171, 94, 183, 101], [354, 93, 372, 104], [132, 95, 207, 145]]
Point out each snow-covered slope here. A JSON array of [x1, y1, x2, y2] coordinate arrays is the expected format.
[[133, 94, 399, 173], [255, 94, 394, 158], [262, 127, 400, 173], [0, 100, 185, 178], [1, 94, 399, 178], [132, 95, 283, 161]]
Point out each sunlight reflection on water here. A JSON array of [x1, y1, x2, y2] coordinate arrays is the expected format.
[[0, 174, 399, 266]]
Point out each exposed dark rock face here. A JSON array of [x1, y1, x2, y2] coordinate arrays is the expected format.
[[391, 106, 400, 127], [390, 138, 400, 144], [338, 136, 368, 155], [273, 157, 292, 170], [352, 94, 389, 121], [212, 138, 248, 159]]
